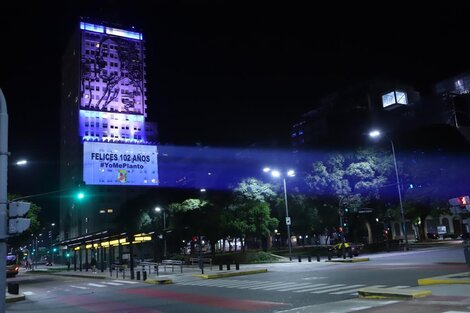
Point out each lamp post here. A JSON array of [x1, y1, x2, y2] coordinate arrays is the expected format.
[[263, 167, 295, 261], [369, 130, 409, 251], [155, 207, 167, 258]]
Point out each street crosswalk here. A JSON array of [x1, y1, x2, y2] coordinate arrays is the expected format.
[[69, 280, 140, 290], [23, 279, 142, 296], [177, 279, 412, 295]]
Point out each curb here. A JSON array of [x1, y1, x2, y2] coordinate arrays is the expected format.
[[418, 271, 470, 285], [6, 294, 26, 303], [144, 278, 173, 285], [192, 268, 268, 279], [326, 258, 370, 263], [358, 287, 432, 299]]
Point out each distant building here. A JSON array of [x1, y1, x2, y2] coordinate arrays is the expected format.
[[291, 78, 423, 149], [434, 71, 470, 140], [59, 18, 158, 242]]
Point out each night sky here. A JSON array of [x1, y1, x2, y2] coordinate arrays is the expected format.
[[2, 2, 470, 221]]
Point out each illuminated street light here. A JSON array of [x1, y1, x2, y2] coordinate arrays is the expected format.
[[155, 206, 167, 258], [264, 167, 295, 261], [369, 129, 409, 251], [15, 160, 27, 166]]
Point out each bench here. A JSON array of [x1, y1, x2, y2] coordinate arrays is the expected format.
[[189, 257, 212, 270], [161, 259, 184, 273]]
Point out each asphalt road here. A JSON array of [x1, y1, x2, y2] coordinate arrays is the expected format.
[[6, 244, 470, 313]]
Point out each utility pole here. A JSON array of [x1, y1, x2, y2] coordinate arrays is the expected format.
[[0, 88, 9, 313]]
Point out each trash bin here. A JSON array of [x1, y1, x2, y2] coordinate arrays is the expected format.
[[8, 283, 19, 295]]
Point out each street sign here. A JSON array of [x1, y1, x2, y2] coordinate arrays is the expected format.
[[285, 217, 291, 225], [358, 208, 373, 214]]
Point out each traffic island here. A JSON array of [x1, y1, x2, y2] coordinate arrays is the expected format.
[[6, 293, 26, 303], [193, 268, 268, 279], [325, 257, 370, 263], [358, 287, 432, 299], [144, 277, 173, 285], [417, 271, 470, 285]]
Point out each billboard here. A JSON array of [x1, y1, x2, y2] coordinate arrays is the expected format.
[[83, 142, 158, 186]]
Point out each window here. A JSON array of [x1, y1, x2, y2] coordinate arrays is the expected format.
[[382, 90, 408, 109]]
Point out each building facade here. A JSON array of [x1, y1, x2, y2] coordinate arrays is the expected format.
[[60, 18, 158, 242]]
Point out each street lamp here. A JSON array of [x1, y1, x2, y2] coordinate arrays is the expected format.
[[263, 167, 295, 261], [154, 207, 167, 258], [369, 130, 409, 251]]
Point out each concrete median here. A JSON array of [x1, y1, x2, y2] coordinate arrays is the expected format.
[[417, 271, 470, 285], [358, 287, 432, 299]]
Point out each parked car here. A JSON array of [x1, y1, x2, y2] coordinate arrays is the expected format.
[[329, 242, 363, 257], [6, 254, 19, 278]]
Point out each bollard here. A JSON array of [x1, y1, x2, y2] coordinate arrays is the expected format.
[[298, 255, 302, 262], [137, 271, 141, 280], [308, 255, 311, 262], [317, 254, 320, 262], [7, 283, 19, 295], [349, 249, 353, 259], [143, 270, 147, 281], [219, 263, 223, 271], [226, 264, 230, 270], [343, 252, 346, 259], [328, 252, 331, 261], [235, 263, 239, 270]]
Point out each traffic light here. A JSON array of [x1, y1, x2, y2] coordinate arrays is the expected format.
[[52, 247, 58, 253], [76, 181, 86, 200], [343, 217, 349, 228], [8, 201, 31, 234]]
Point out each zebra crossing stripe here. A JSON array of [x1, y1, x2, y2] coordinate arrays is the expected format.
[[291, 283, 329, 293], [262, 282, 307, 291], [275, 283, 314, 291], [210, 280, 276, 289], [294, 284, 345, 293], [112, 280, 139, 284], [70, 285, 89, 290], [311, 284, 365, 294], [23, 291, 34, 295], [249, 282, 293, 290], [102, 282, 123, 286], [225, 281, 271, 288], [88, 283, 107, 287], [390, 285, 411, 289]]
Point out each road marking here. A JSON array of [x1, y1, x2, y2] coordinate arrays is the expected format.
[[312, 284, 365, 294], [23, 291, 34, 295], [112, 280, 139, 284], [87, 283, 107, 287], [275, 283, 314, 291], [70, 285, 89, 290], [293, 284, 345, 293], [102, 282, 123, 286], [347, 284, 387, 295], [389, 285, 411, 289]]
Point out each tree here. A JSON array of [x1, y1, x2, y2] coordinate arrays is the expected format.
[[402, 151, 461, 240], [304, 148, 393, 242], [227, 178, 279, 251]]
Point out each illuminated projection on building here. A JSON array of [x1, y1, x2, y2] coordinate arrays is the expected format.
[[78, 21, 158, 186], [83, 142, 158, 186], [80, 22, 145, 115]]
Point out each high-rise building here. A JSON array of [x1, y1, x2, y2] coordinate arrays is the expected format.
[[60, 17, 158, 241]]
